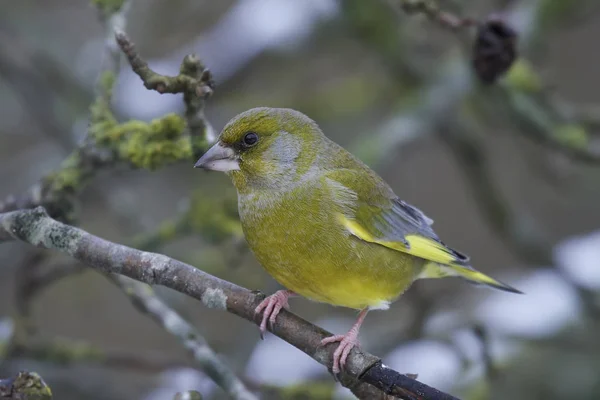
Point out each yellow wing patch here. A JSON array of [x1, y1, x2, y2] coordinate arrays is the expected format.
[[338, 214, 458, 265], [338, 214, 522, 294]]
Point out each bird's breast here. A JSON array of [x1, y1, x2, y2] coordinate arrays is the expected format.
[[237, 187, 421, 309]]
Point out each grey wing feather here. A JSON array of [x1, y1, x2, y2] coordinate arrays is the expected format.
[[372, 199, 470, 264], [374, 198, 439, 240], [396, 200, 435, 226]]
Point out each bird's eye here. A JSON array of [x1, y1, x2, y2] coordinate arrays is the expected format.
[[243, 132, 259, 147]]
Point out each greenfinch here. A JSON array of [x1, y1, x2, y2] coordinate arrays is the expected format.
[[195, 107, 519, 374]]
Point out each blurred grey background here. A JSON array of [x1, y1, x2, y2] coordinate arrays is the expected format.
[[1, 0, 600, 399]]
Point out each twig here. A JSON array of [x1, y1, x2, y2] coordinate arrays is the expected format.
[[115, 31, 215, 153], [0, 207, 460, 400], [384, 0, 477, 30], [107, 275, 257, 400], [98, 0, 131, 78], [115, 32, 214, 97]]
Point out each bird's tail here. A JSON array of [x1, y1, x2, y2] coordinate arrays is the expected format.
[[418, 262, 522, 294]]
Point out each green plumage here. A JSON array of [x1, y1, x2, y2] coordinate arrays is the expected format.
[[198, 107, 520, 311]]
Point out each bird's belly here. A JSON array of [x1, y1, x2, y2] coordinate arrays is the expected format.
[[241, 205, 424, 309]]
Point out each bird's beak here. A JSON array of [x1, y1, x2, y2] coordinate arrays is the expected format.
[[194, 142, 240, 172]]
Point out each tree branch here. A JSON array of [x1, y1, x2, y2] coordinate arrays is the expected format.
[[0, 207, 460, 400], [115, 31, 214, 97], [115, 31, 215, 151]]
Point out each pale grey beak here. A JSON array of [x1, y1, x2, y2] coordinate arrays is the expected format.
[[194, 142, 240, 172]]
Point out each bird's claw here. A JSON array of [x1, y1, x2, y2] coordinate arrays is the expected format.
[[320, 331, 360, 375], [254, 290, 291, 339]]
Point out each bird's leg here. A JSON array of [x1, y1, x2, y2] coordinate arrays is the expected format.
[[254, 290, 295, 338], [320, 308, 369, 375]]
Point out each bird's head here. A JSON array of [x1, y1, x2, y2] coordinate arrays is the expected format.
[[194, 107, 325, 192]]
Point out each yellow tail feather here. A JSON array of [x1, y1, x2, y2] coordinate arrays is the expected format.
[[418, 263, 522, 294]]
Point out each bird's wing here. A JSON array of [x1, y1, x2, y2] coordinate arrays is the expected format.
[[323, 168, 521, 293], [324, 169, 469, 267], [340, 197, 470, 266]]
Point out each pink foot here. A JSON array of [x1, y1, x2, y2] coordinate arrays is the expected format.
[[320, 331, 360, 375], [320, 308, 369, 375], [254, 290, 294, 338]]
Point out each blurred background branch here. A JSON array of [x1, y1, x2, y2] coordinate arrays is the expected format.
[[106, 275, 257, 400]]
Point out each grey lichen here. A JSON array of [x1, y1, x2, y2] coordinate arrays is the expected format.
[[201, 287, 227, 310], [5, 208, 81, 255], [140, 252, 171, 284]]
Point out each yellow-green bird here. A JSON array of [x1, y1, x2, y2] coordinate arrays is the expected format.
[[195, 107, 520, 374]]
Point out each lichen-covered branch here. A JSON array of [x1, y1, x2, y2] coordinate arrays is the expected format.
[[115, 32, 213, 98], [0, 371, 52, 400], [0, 207, 460, 400], [115, 31, 215, 151], [108, 275, 257, 400]]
